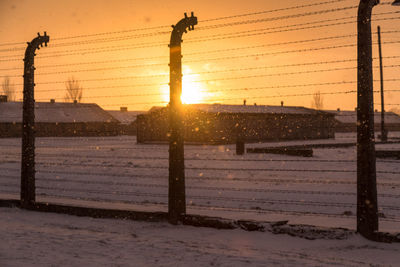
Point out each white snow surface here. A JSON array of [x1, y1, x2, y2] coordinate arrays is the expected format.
[[1, 207, 400, 266], [150, 103, 327, 115], [1, 133, 400, 265], [106, 110, 144, 125], [0, 102, 118, 123], [187, 103, 325, 114], [327, 110, 400, 124]]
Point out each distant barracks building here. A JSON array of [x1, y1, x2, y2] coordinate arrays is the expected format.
[[106, 107, 144, 136], [0, 98, 120, 137], [137, 104, 336, 144], [328, 109, 400, 132]]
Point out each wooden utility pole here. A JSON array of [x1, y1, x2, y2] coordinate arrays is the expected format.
[[356, 0, 378, 239], [168, 13, 197, 224], [21, 32, 49, 208], [377, 26, 387, 142]]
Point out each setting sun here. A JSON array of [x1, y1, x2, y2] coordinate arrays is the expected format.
[[161, 66, 206, 105], [181, 67, 204, 104], [2, 1, 400, 264]]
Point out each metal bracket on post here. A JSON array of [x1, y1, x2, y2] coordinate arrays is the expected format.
[[168, 13, 197, 224], [21, 32, 49, 208]]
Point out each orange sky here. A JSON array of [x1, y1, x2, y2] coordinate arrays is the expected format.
[[0, 0, 399, 111]]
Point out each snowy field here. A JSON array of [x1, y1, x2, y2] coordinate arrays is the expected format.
[[0, 133, 400, 234], [1, 133, 400, 266], [1, 207, 400, 266]]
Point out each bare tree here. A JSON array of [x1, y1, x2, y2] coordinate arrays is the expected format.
[[64, 77, 83, 102], [311, 90, 324, 110], [1, 76, 15, 101]]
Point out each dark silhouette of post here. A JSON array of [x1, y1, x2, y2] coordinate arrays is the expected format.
[[235, 116, 245, 155], [236, 140, 245, 155], [168, 13, 197, 224], [356, 0, 399, 240], [357, 0, 379, 239], [21, 32, 49, 208], [377, 26, 387, 142]]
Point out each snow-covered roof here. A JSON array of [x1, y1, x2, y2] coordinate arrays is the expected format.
[[190, 104, 327, 115], [327, 110, 400, 124], [106, 110, 144, 125], [149, 104, 329, 115], [0, 102, 119, 123]]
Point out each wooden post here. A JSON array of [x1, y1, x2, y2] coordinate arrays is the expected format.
[[168, 13, 197, 224], [356, 0, 379, 239], [236, 140, 245, 155], [236, 118, 245, 155]]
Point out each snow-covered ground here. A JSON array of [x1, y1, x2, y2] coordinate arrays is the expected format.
[[1, 207, 400, 266], [0, 133, 400, 232], [1, 133, 400, 265]]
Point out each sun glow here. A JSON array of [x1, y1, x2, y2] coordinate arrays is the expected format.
[[181, 67, 204, 104], [160, 66, 207, 105]]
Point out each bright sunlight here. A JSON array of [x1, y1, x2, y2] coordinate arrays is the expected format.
[[160, 66, 206, 105], [181, 67, 204, 104]]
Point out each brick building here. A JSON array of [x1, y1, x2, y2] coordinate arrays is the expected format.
[[0, 100, 120, 137], [328, 109, 400, 132], [137, 104, 336, 144], [106, 107, 144, 135]]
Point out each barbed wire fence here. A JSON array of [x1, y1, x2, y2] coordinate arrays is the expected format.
[[0, 0, 399, 234]]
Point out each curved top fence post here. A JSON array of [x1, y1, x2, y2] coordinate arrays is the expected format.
[[21, 32, 49, 208], [168, 13, 197, 224]]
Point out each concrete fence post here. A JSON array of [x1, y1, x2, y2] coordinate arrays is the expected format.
[[168, 13, 197, 224], [21, 32, 49, 208]]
